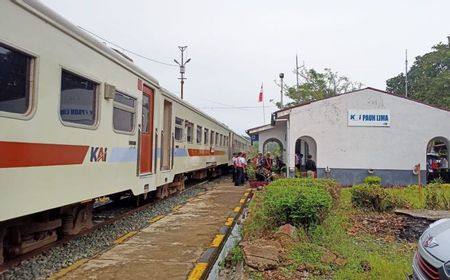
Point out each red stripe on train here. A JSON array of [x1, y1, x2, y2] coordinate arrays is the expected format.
[[0, 141, 89, 168], [187, 149, 225, 156]]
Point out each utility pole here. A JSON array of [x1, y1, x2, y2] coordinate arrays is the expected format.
[[174, 46, 191, 99], [296, 55, 299, 89], [279, 73, 284, 108], [405, 49, 408, 97]]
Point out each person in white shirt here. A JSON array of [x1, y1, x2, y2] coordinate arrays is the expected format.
[[231, 153, 238, 183]]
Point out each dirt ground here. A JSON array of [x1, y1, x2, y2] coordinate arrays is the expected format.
[[347, 212, 431, 242]]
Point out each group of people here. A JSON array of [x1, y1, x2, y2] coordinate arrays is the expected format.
[[232, 152, 248, 186], [295, 152, 317, 177], [427, 156, 449, 172], [427, 155, 449, 182], [232, 152, 285, 185], [253, 153, 276, 181]]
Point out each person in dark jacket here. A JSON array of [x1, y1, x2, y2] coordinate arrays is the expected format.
[[304, 154, 316, 178]]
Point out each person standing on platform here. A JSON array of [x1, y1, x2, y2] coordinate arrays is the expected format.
[[231, 153, 238, 183], [235, 152, 243, 186], [295, 152, 301, 170], [265, 153, 273, 172], [305, 154, 317, 178], [240, 153, 248, 185]]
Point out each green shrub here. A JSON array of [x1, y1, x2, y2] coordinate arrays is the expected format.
[[270, 178, 341, 205], [263, 179, 332, 228], [364, 175, 382, 186], [425, 184, 450, 210], [351, 184, 406, 212], [246, 164, 256, 180]]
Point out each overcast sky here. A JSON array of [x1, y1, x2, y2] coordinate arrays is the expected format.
[[40, 0, 450, 135]]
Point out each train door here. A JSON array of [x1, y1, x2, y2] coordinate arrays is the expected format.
[[161, 100, 172, 170], [139, 85, 154, 175]]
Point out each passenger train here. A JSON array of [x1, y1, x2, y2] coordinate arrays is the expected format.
[[0, 0, 249, 264]]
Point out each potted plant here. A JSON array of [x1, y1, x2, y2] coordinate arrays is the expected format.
[[246, 164, 269, 188]]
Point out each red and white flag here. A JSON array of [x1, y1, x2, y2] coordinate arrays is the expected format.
[[258, 83, 263, 102]]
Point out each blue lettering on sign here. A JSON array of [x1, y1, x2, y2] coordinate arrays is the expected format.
[[357, 114, 389, 122]]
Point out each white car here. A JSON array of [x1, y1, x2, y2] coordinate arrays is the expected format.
[[410, 219, 450, 280]]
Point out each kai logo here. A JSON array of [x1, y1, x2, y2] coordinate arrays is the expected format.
[[90, 147, 107, 162]]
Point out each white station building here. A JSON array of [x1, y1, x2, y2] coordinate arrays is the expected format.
[[247, 87, 450, 186]]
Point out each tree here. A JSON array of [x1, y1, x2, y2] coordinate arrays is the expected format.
[[386, 41, 450, 108], [278, 67, 363, 108]]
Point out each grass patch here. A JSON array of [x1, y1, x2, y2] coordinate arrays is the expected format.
[[244, 185, 417, 279], [385, 184, 450, 209], [289, 190, 415, 279]]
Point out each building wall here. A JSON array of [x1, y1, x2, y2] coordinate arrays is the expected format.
[[258, 122, 287, 160], [286, 89, 450, 185]]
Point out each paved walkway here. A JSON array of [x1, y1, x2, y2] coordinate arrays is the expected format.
[[395, 208, 450, 221], [61, 180, 245, 280]]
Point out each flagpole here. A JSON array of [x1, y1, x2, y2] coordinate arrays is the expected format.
[[263, 98, 266, 123]]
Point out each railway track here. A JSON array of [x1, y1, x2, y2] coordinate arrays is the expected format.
[[0, 179, 212, 278]]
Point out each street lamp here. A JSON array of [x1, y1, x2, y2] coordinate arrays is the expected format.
[[174, 46, 191, 99], [279, 73, 284, 108]]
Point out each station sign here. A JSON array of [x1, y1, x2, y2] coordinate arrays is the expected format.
[[347, 109, 390, 127], [250, 134, 259, 142]]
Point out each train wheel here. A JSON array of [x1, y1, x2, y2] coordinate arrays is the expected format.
[[3, 217, 60, 259], [61, 203, 93, 235]]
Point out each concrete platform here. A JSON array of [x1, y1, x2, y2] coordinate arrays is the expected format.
[[60, 180, 246, 280]]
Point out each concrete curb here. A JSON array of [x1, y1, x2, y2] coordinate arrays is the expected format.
[[187, 188, 253, 280]]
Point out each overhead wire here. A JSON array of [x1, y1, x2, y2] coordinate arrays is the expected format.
[[77, 26, 178, 67], [77, 27, 277, 112]]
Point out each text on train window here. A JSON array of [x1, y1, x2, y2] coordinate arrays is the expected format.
[[60, 70, 98, 126], [113, 91, 136, 133], [175, 117, 184, 141], [0, 44, 33, 114]]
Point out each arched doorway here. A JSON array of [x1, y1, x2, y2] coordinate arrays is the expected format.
[[426, 137, 449, 183], [295, 136, 317, 170], [262, 138, 283, 158]]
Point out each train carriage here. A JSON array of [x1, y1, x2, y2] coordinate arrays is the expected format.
[[0, 0, 249, 264]]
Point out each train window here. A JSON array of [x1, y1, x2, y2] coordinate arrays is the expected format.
[[203, 128, 209, 145], [220, 135, 223, 146], [113, 91, 136, 133], [196, 125, 202, 144], [175, 117, 184, 141], [60, 70, 98, 126], [0, 44, 34, 115], [186, 121, 193, 143], [215, 132, 219, 146], [210, 130, 214, 145], [142, 95, 150, 132]]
